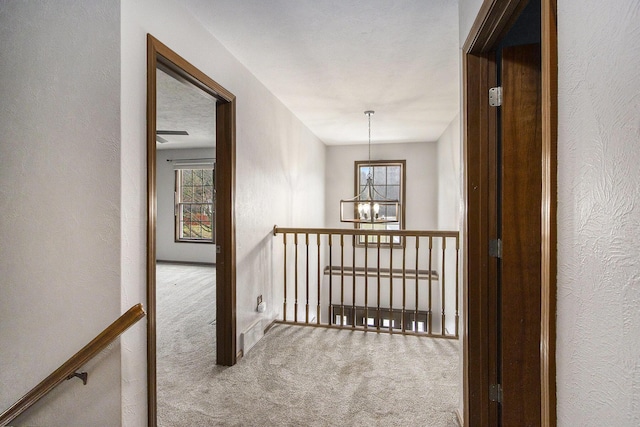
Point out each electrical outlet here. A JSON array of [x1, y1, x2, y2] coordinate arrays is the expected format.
[[256, 295, 266, 313]]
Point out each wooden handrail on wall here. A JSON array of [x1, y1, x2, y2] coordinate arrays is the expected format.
[[0, 304, 145, 426]]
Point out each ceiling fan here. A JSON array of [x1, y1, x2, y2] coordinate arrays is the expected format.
[[156, 130, 189, 143]]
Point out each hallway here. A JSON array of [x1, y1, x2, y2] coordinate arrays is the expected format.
[[156, 263, 459, 426]]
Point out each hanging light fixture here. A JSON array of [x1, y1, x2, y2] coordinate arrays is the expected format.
[[340, 111, 400, 223]]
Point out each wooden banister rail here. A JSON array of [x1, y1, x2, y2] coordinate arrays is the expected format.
[[273, 226, 460, 338], [0, 303, 146, 426], [323, 265, 439, 281], [274, 225, 459, 238]]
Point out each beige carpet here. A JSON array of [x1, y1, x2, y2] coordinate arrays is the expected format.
[[156, 263, 460, 426]]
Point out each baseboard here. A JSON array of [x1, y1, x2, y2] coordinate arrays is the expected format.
[[455, 409, 464, 426], [264, 318, 278, 334], [236, 349, 243, 361], [156, 259, 216, 266]]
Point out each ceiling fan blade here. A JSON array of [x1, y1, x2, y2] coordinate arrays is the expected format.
[[157, 130, 189, 136], [156, 135, 169, 143]]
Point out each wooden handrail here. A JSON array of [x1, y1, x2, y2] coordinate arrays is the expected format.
[[323, 265, 439, 280], [273, 225, 459, 238], [0, 303, 145, 426], [273, 225, 460, 338]]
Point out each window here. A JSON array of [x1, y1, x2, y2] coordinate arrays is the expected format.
[[175, 168, 214, 242], [355, 160, 405, 245], [330, 304, 429, 332]]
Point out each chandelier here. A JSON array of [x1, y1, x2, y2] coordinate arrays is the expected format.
[[340, 111, 400, 224]]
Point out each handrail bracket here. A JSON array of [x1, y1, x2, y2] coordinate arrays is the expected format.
[[66, 372, 88, 385]]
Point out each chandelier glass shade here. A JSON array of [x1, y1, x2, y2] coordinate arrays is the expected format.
[[340, 111, 400, 224]]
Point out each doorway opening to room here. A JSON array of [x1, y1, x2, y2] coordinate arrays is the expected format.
[[146, 35, 236, 427]]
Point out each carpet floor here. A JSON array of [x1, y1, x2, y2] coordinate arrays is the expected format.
[[156, 263, 460, 426]]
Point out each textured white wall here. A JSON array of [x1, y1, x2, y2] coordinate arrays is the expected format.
[[121, 0, 326, 424], [437, 114, 461, 231], [556, 0, 640, 424], [436, 113, 462, 366], [0, 1, 122, 426], [156, 148, 216, 264], [458, 0, 484, 46], [458, 0, 640, 423]]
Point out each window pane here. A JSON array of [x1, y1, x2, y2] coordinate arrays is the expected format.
[[388, 166, 400, 185], [182, 169, 192, 184], [373, 185, 386, 198], [194, 169, 204, 185], [354, 162, 404, 245], [359, 166, 371, 185], [176, 168, 215, 242], [192, 186, 201, 202], [203, 170, 213, 185], [182, 206, 193, 222], [182, 188, 191, 203], [387, 185, 400, 200], [373, 166, 386, 185]]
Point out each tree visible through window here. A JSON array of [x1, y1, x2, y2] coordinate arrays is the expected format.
[[355, 160, 405, 245], [175, 168, 214, 242]]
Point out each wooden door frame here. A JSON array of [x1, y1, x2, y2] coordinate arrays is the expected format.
[[462, 0, 557, 425], [146, 34, 237, 426]]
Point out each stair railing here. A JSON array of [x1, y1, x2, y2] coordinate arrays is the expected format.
[[0, 303, 145, 426], [273, 226, 460, 338]]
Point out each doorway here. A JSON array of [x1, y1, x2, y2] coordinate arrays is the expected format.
[[146, 34, 237, 426], [462, 0, 557, 425]]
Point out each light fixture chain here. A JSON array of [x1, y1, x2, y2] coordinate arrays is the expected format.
[[368, 111, 371, 163], [340, 110, 398, 224]]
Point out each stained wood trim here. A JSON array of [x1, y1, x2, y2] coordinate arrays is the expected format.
[[146, 35, 158, 425], [501, 43, 543, 425], [274, 226, 458, 238], [541, 0, 558, 424], [463, 0, 557, 425], [146, 34, 237, 427], [150, 36, 235, 102], [0, 305, 145, 426], [463, 51, 497, 427], [352, 159, 407, 235], [323, 265, 439, 281], [463, 0, 529, 53], [215, 99, 237, 366]]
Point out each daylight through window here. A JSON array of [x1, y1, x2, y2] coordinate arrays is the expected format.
[[175, 168, 215, 242], [355, 160, 405, 245]]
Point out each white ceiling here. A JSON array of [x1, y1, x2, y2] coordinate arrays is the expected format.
[[178, 0, 460, 146], [156, 68, 217, 150]]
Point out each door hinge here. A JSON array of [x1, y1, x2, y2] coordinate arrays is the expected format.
[[216, 245, 221, 254], [489, 383, 503, 403], [489, 86, 502, 107], [489, 238, 502, 258]]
